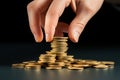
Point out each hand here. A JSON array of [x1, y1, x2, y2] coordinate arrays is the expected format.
[[27, 0, 104, 43]]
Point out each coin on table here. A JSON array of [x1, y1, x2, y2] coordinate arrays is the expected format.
[[22, 61, 36, 64], [72, 64, 90, 68], [49, 62, 65, 66], [25, 64, 41, 70], [67, 66, 84, 70], [100, 61, 115, 65], [94, 64, 109, 69], [12, 63, 25, 68]]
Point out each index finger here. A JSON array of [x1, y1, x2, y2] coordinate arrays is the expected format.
[[44, 0, 71, 42]]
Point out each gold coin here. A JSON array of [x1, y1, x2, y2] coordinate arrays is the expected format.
[[38, 60, 56, 63], [94, 64, 109, 69], [46, 51, 67, 54], [67, 55, 74, 58], [50, 49, 68, 52], [22, 61, 36, 64], [52, 39, 68, 41], [85, 61, 101, 66], [12, 63, 25, 68], [72, 64, 90, 67], [53, 37, 68, 39], [67, 66, 84, 70], [39, 58, 56, 61], [40, 54, 56, 57], [84, 59, 98, 63], [56, 54, 67, 57], [65, 62, 71, 66], [51, 46, 68, 49], [48, 65, 62, 67], [100, 61, 115, 65], [37, 61, 44, 64], [25, 65, 41, 70], [49, 62, 65, 66], [26, 62, 39, 65], [39, 57, 55, 61], [51, 41, 68, 44], [51, 44, 68, 47]]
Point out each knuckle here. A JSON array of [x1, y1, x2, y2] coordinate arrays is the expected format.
[[84, 5, 95, 14], [79, 24, 84, 30], [87, 8, 95, 15], [27, 2, 34, 11], [76, 22, 85, 30], [47, 10, 59, 18], [27, 1, 39, 11]]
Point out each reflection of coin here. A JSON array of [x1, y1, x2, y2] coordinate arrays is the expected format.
[[100, 61, 115, 65]]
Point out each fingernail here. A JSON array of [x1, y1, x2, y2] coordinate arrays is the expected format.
[[73, 31, 80, 42], [46, 33, 53, 42], [45, 33, 49, 42], [33, 33, 39, 42]]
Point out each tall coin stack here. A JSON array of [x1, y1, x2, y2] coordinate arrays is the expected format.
[[46, 37, 70, 61], [37, 37, 74, 69]]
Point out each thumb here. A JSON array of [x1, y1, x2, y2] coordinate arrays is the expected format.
[[68, 17, 86, 43], [69, 5, 96, 43], [69, 0, 104, 43]]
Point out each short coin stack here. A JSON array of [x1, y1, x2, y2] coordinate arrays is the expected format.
[[12, 37, 115, 70]]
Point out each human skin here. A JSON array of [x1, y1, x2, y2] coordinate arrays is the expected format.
[[27, 0, 104, 43]]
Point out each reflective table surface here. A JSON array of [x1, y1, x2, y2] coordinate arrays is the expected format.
[[0, 65, 120, 80], [0, 44, 120, 80]]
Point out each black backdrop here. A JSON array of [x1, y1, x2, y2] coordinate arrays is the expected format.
[[0, 1, 120, 65], [1, 0, 120, 45]]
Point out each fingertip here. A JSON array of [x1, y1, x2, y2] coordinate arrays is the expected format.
[[32, 27, 43, 43], [68, 30, 79, 43], [45, 25, 55, 42], [68, 23, 84, 43], [45, 33, 53, 42], [33, 33, 43, 43], [44, 21, 56, 42]]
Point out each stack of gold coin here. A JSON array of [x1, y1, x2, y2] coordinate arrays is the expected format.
[[12, 60, 41, 70], [45, 37, 69, 69], [12, 59, 115, 70], [12, 37, 115, 70], [24, 61, 41, 70], [37, 54, 56, 65], [47, 37, 68, 53]]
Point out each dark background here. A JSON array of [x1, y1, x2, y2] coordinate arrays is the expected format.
[[1, 0, 120, 45], [0, 0, 120, 65]]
